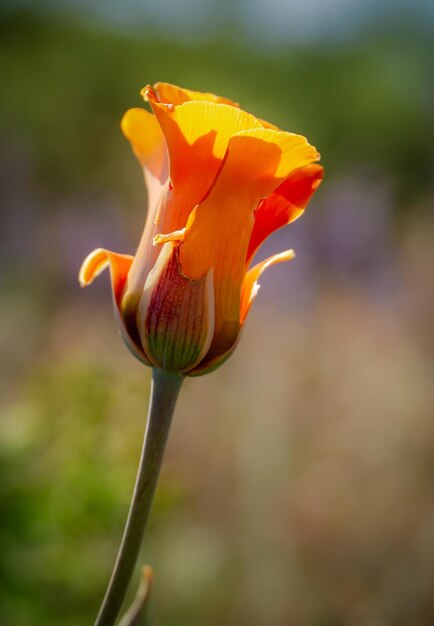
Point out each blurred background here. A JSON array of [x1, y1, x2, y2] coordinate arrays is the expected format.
[[0, 1, 433, 625]]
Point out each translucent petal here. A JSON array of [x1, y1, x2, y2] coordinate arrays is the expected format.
[[241, 250, 295, 323]]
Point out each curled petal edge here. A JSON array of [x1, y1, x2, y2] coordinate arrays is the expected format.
[[190, 250, 295, 377], [149, 82, 240, 108], [247, 163, 323, 263], [79, 248, 151, 366], [241, 250, 296, 323]]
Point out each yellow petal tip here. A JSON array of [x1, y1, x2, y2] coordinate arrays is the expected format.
[[140, 85, 152, 101], [78, 248, 110, 288]]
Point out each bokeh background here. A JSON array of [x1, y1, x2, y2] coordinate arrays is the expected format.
[[1, 1, 433, 625]]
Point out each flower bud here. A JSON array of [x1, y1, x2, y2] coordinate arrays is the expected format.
[[79, 82, 323, 375]]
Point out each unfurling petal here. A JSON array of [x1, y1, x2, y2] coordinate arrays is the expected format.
[[145, 86, 263, 221], [121, 107, 168, 215], [137, 242, 215, 373], [79, 248, 133, 300], [240, 250, 295, 322], [120, 106, 170, 319], [178, 128, 319, 357], [79, 248, 150, 365], [247, 164, 323, 262]]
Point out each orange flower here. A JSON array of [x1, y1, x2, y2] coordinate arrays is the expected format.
[[79, 82, 323, 375]]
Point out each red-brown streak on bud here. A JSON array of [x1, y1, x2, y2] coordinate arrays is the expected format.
[[136, 242, 215, 373]]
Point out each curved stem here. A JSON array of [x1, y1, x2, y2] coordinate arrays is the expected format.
[[95, 368, 184, 626]]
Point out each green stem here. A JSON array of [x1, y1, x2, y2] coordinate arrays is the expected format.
[[95, 368, 184, 626]]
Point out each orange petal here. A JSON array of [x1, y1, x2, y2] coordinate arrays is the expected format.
[[151, 82, 240, 108], [178, 128, 319, 353], [152, 82, 279, 132], [144, 86, 263, 220], [240, 250, 295, 323], [120, 108, 170, 312], [79, 248, 150, 365], [247, 164, 323, 262], [121, 108, 169, 217], [121, 108, 167, 181], [79, 248, 133, 300], [180, 127, 320, 279], [135, 91, 265, 297], [137, 242, 215, 373]]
